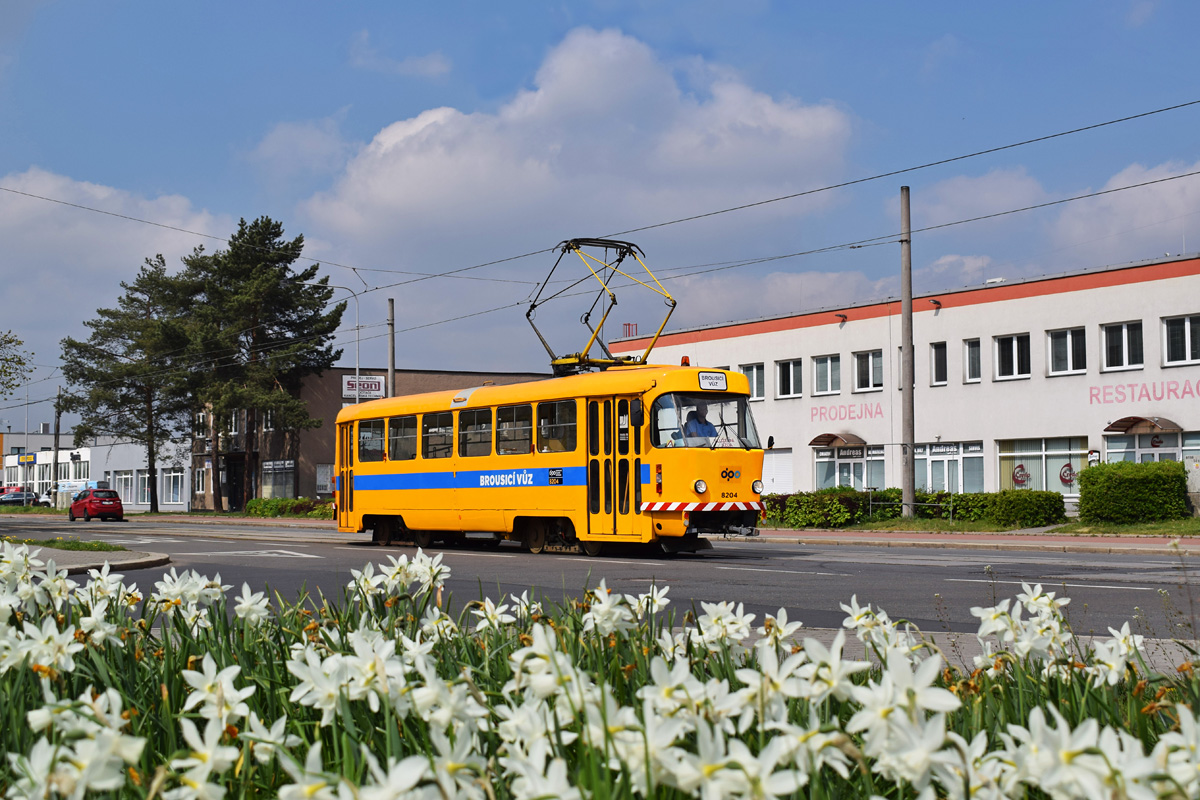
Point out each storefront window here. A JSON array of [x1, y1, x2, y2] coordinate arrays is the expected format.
[[262, 460, 296, 499], [914, 442, 983, 493], [815, 445, 884, 490], [998, 437, 1087, 495], [1107, 432, 1199, 463]]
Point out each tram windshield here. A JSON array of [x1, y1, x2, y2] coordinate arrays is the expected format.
[[650, 392, 761, 449]]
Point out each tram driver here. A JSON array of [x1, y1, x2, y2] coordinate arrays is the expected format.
[[683, 401, 718, 438]]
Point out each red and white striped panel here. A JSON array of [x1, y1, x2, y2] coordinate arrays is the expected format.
[[640, 501, 764, 512]]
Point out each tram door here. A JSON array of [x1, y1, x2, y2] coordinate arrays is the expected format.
[[587, 397, 640, 536], [337, 422, 354, 529]]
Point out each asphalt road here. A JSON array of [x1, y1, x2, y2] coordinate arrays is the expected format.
[[5, 516, 1200, 642]]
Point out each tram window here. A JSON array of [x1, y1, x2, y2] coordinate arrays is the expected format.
[[617, 399, 630, 456], [422, 412, 454, 459], [497, 404, 533, 455], [538, 400, 577, 453], [459, 409, 492, 457], [388, 416, 418, 461], [357, 419, 386, 462]]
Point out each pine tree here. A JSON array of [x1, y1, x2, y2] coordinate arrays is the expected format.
[[181, 217, 344, 510], [60, 255, 194, 513], [0, 331, 32, 400]]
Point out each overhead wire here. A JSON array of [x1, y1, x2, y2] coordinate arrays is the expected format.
[[4, 99, 1200, 414]]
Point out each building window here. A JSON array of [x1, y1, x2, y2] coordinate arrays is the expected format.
[[1164, 315, 1200, 365], [1106, 432, 1200, 463], [228, 410, 240, 435], [136, 471, 151, 505], [75, 460, 88, 480], [994, 334, 1031, 379], [998, 437, 1088, 496], [56, 462, 69, 482], [263, 409, 275, 432], [315, 464, 334, 495], [853, 350, 883, 392], [741, 363, 765, 400], [262, 460, 296, 499], [195, 410, 207, 435], [1103, 321, 1143, 370], [195, 467, 207, 494], [4, 466, 17, 486], [814, 445, 885, 490], [930, 342, 947, 386], [1048, 328, 1086, 375], [162, 468, 184, 504], [387, 416, 418, 461], [963, 339, 981, 383], [813, 355, 840, 395], [913, 442, 984, 493], [776, 359, 802, 398]]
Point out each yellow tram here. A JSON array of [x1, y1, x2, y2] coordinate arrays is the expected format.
[[334, 363, 766, 554]]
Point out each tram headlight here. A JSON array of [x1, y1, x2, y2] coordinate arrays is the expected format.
[[694, 479, 708, 494], [752, 479, 764, 494]]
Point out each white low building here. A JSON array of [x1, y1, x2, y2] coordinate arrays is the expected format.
[[3, 437, 193, 512], [612, 253, 1200, 502]]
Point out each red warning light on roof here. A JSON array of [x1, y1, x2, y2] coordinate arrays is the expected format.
[[681, 356, 690, 366]]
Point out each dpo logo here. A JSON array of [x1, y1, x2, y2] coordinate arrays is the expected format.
[[720, 468, 741, 481]]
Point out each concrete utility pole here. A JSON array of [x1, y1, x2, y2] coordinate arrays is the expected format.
[[51, 387, 61, 507], [900, 186, 916, 517], [387, 298, 395, 398]]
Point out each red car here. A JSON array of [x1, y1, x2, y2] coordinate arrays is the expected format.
[[68, 489, 124, 522]]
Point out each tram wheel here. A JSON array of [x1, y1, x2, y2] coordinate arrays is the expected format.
[[413, 530, 434, 549], [580, 540, 604, 557], [525, 524, 547, 554]]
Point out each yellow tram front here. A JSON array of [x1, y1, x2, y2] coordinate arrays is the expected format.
[[638, 368, 765, 546]]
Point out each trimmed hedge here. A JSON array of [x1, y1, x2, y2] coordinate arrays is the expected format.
[[762, 487, 1065, 529], [244, 497, 335, 519], [1077, 459, 1188, 524]]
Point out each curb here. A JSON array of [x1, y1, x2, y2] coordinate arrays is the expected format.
[[719, 535, 1200, 556], [62, 552, 173, 576]]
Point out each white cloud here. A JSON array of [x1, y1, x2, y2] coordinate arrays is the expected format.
[[914, 167, 1047, 230], [1126, 0, 1159, 27], [0, 167, 230, 378], [921, 34, 963, 77], [296, 26, 855, 369], [349, 30, 451, 78], [1051, 160, 1200, 264], [247, 114, 357, 191]]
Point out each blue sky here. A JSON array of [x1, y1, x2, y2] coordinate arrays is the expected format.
[[3, 1, 1199, 425]]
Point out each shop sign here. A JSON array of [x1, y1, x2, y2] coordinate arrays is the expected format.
[[811, 401, 884, 422], [1088, 449, 1101, 467], [1150, 435, 1163, 448], [866, 445, 885, 457], [262, 460, 296, 473], [963, 442, 985, 454], [342, 375, 386, 399], [1059, 463, 1077, 486], [930, 442, 960, 456], [913, 444, 927, 455], [1088, 378, 1200, 404], [814, 449, 834, 459], [837, 446, 864, 459], [1011, 463, 1031, 486], [17, 454, 34, 464]]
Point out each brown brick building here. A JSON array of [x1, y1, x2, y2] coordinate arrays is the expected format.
[[191, 366, 547, 510]]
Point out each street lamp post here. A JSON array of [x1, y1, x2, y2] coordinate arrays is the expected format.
[[299, 282, 361, 402]]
